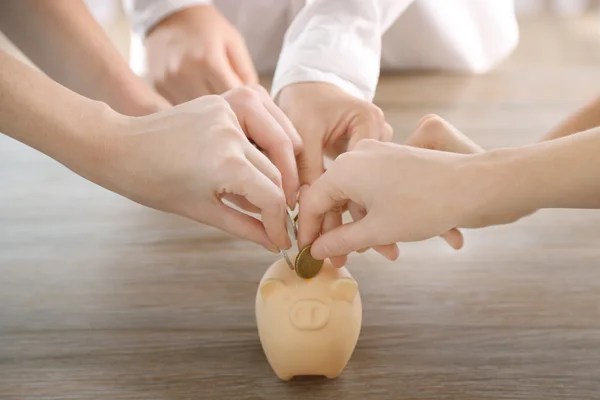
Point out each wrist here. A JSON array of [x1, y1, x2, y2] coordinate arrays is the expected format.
[[62, 100, 131, 191], [104, 75, 171, 116], [456, 147, 539, 225]]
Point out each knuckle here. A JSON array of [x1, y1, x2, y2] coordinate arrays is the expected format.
[[271, 170, 283, 187], [271, 133, 293, 150], [187, 51, 210, 69], [232, 85, 259, 104], [417, 113, 442, 127], [248, 83, 268, 96], [353, 138, 380, 151], [220, 125, 245, 142], [198, 94, 234, 115], [220, 153, 249, 173], [333, 151, 354, 165], [411, 116, 446, 148], [209, 94, 232, 109], [169, 57, 197, 80], [361, 104, 385, 121], [302, 191, 320, 214], [271, 190, 286, 208], [210, 95, 239, 120], [418, 114, 445, 132], [382, 123, 394, 141], [330, 152, 359, 177], [163, 65, 181, 83]]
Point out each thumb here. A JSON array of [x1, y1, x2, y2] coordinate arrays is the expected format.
[[310, 215, 378, 260]]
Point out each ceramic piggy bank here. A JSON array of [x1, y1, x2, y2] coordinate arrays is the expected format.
[[255, 255, 362, 380]]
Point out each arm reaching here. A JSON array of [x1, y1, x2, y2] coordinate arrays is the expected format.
[[542, 95, 600, 141], [0, 50, 295, 252], [297, 119, 600, 261], [0, 0, 169, 115], [273, 0, 412, 267], [272, 0, 413, 102]]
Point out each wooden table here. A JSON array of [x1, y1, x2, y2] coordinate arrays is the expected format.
[[2, 16, 600, 400]]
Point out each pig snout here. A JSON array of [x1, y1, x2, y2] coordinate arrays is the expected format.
[[289, 299, 330, 331]]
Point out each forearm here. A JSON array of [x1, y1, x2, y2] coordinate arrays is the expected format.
[[0, 50, 123, 185], [470, 127, 600, 217], [272, 0, 413, 102], [541, 96, 600, 141], [0, 0, 168, 115]]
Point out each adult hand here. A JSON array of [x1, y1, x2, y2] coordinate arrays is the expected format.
[[297, 138, 474, 261], [109, 94, 290, 252], [298, 115, 537, 262], [221, 85, 302, 209], [144, 5, 258, 104], [277, 82, 393, 266]]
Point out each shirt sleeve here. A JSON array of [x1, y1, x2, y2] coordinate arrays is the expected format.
[[121, 0, 212, 37], [271, 0, 414, 102]]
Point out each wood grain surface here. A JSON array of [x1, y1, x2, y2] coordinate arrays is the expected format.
[[2, 15, 600, 400]]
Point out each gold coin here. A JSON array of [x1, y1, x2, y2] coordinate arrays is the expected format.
[[294, 245, 324, 279]]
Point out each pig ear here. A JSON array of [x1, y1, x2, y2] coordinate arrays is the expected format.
[[331, 278, 358, 302], [259, 279, 285, 299]]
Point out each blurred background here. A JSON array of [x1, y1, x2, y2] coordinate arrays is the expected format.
[[3, 0, 600, 71]]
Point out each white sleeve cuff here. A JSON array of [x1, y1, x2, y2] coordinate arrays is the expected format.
[[122, 0, 212, 37], [270, 0, 413, 102], [270, 28, 381, 102], [270, 51, 379, 102]]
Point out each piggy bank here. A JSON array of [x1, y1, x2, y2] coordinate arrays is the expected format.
[[255, 255, 362, 381]]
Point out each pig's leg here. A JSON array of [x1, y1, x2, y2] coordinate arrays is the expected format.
[[275, 372, 294, 381], [275, 371, 294, 381], [325, 370, 344, 379]]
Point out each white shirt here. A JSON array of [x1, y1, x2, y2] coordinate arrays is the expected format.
[[122, 0, 519, 102]]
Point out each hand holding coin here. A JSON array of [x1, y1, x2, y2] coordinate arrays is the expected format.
[[294, 244, 324, 279], [281, 207, 324, 279]]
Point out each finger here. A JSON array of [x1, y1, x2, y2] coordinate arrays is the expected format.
[[222, 194, 261, 214], [244, 143, 283, 190], [311, 214, 378, 260], [348, 201, 398, 261], [252, 86, 303, 152], [372, 244, 400, 261], [227, 39, 259, 84], [348, 201, 370, 254], [297, 184, 322, 251], [440, 228, 464, 250], [202, 201, 279, 253], [347, 120, 389, 151], [322, 210, 347, 267], [298, 175, 349, 251], [240, 105, 299, 209], [232, 162, 290, 250]]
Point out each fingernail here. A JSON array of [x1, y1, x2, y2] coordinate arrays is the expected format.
[[288, 199, 297, 210], [267, 244, 280, 253]]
